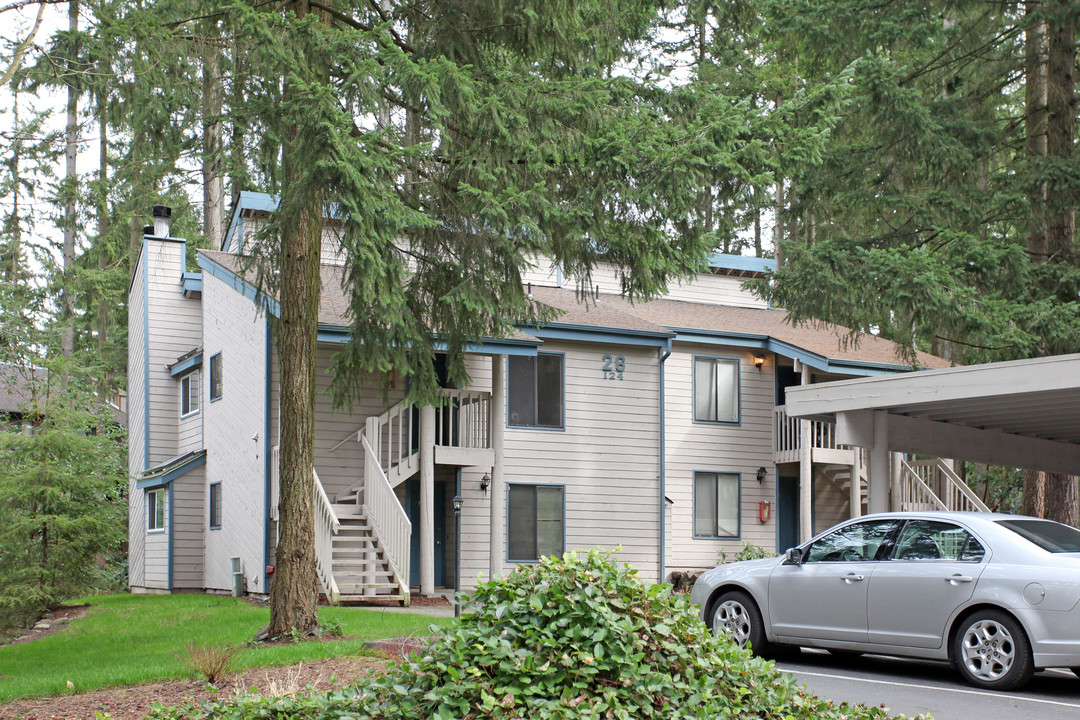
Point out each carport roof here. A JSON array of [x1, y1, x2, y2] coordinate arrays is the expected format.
[[784, 353, 1080, 473]]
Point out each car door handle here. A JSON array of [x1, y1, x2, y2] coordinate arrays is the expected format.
[[947, 574, 973, 584], [843, 573, 864, 583]]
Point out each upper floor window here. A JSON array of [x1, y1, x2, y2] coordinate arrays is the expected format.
[[508, 353, 564, 429], [693, 356, 739, 423], [209, 353, 223, 401], [180, 371, 200, 418]]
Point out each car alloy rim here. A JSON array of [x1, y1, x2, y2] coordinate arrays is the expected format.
[[961, 619, 1015, 682], [713, 600, 751, 647]]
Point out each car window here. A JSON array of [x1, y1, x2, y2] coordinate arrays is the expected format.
[[960, 535, 985, 562], [893, 520, 980, 562], [805, 519, 899, 563], [996, 518, 1080, 553]]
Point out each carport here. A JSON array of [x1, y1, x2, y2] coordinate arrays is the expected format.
[[784, 353, 1080, 514]]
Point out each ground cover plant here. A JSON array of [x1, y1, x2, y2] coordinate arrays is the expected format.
[[147, 550, 902, 720], [0, 593, 448, 702]]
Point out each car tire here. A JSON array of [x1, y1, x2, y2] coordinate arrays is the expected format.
[[952, 610, 1034, 691], [710, 590, 769, 654]]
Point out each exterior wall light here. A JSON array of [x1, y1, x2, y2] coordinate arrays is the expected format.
[[756, 466, 767, 483], [480, 472, 491, 494], [754, 353, 766, 371]]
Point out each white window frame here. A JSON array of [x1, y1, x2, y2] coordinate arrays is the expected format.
[[147, 487, 166, 533], [692, 356, 740, 424], [693, 471, 740, 539], [180, 370, 201, 418]]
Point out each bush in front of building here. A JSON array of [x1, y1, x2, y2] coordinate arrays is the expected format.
[[148, 548, 901, 720]]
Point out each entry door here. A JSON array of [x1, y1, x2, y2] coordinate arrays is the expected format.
[[406, 478, 447, 587], [777, 475, 799, 553]]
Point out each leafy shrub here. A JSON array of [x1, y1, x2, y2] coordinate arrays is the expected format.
[[718, 542, 776, 565], [148, 549, 900, 720]]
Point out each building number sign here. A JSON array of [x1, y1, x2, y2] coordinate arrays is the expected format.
[[602, 354, 625, 380]]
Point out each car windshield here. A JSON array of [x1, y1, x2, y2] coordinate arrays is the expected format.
[[996, 519, 1080, 553]]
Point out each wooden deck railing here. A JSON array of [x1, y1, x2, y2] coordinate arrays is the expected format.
[[902, 458, 990, 513], [435, 388, 491, 450], [773, 405, 844, 462]]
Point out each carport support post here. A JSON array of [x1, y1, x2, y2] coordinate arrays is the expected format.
[[420, 405, 435, 595], [798, 363, 813, 542], [489, 355, 505, 579], [868, 411, 891, 514]]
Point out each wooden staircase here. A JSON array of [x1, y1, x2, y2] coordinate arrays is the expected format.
[[329, 504, 408, 601]]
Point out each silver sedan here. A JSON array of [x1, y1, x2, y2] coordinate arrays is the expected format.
[[690, 511, 1080, 690]]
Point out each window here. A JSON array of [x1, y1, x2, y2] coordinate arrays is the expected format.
[[147, 488, 166, 532], [694, 472, 740, 538], [997, 518, 1080, 553], [893, 520, 983, 562], [805, 519, 900, 562], [180, 371, 200, 417], [693, 357, 739, 423], [209, 353, 222, 401], [508, 353, 563, 429], [507, 484, 564, 561], [209, 482, 222, 529]]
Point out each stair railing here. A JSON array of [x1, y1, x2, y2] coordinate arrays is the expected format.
[[330, 397, 415, 477], [361, 423, 411, 601], [313, 467, 341, 604], [897, 459, 948, 511], [905, 458, 990, 513]]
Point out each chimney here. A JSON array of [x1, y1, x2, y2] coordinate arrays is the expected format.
[[152, 205, 172, 237]]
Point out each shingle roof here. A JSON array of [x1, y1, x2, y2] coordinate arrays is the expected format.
[[0, 364, 44, 414]]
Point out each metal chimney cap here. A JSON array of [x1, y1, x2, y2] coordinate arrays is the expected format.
[[152, 205, 172, 218], [143, 225, 154, 235]]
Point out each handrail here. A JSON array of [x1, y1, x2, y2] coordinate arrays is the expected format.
[[435, 388, 491, 450], [328, 395, 411, 454], [361, 428, 411, 601], [898, 459, 948, 511], [312, 468, 341, 604], [773, 405, 847, 455]]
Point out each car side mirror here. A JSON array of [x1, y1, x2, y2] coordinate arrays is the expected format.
[[784, 547, 803, 566]]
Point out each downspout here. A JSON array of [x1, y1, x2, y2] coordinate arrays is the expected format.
[[658, 338, 672, 585], [263, 319, 273, 594]]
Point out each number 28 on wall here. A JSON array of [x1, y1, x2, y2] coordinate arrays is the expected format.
[[602, 354, 625, 380]]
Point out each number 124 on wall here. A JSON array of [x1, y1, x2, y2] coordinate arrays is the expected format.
[[602, 354, 625, 380]]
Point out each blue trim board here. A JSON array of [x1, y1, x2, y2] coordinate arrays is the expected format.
[[263, 318, 273, 594], [706, 253, 776, 274], [223, 191, 280, 251], [527, 325, 672, 348], [182, 272, 202, 294], [142, 237, 150, 472], [169, 352, 203, 378], [658, 339, 671, 584], [136, 451, 207, 490], [167, 482, 174, 590], [197, 252, 282, 317]]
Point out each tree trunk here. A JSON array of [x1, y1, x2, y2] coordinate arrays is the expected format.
[[96, 88, 109, 357], [266, 0, 328, 640], [202, 32, 225, 242], [1045, 0, 1075, 262], [61, 0, 80, 358], [1045, 472, 1079, 527], [1021, 469, 1045, 517]]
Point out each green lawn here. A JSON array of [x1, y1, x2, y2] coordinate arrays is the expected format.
[[0, 593, 450, 702]]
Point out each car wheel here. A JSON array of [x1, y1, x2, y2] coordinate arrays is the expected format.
[[952, 610, 1034, 690], [710, 590, 768, 653]]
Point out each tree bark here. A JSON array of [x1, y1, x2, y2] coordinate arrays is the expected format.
[[266, 0, 328, 640], [1021, 468, 1045, 517], [61, 0, 80, 358], [1045, 0, 1075, 262], [1045, 472, 1079, 527], [202, 30, 225, 242]]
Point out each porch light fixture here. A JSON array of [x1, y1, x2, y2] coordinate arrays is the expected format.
[[452, 492, 464, 513], [756, 466, 767, 483], [480, 472, 491, 494], [754, 353, 766, 371]]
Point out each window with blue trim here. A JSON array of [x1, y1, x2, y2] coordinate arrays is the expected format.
[[508, 353, 563, 428], [693, 357, 739, 423], [209, 353, 222, 401], [180, 370, 200, 417], [694, 471, 739, 538], [209, 482, 222, 529], [508, 484, 564, 561], [147, 487, 166, 532]]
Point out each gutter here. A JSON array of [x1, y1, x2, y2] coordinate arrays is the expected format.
[[658, 337, 672, 585]]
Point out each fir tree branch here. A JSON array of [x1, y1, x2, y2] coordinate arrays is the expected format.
[[309, 1, 415, 54], [0, 0, 46, 87], [0, 0, 64, 13]]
